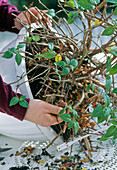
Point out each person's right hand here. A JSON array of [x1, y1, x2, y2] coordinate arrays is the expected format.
[[14, 7, 51, 31], [24, 99, 63, 126]]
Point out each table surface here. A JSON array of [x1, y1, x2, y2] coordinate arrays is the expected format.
[[0, 134, 117, 170], [0, 135, 25, 170]]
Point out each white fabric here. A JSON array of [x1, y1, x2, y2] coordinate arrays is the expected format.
[[0, 27, 62, 144]]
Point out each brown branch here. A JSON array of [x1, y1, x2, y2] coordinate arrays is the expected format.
[[73, 90, 85, 109], [91, 78, 105, 89], [35, 33, 79, 52], [93, 0, 107, 14], [46, 129, 63, 149], [89, 34, 117, 57], [23, 5, 38, 21], [38, 0, 49, 10], [84, 137, 92, 158], [87, 19, 92, 51]]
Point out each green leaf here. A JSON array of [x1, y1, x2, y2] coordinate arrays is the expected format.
[[46, 9, 55, 17], [111, 137, 116, 144], [90, 0, 100, 4], [106, 56, 111, 73], [91, 105, 104, 117], [74, 121, 79, 134], [113, 132, 117, 139], [9, 47, 17, 52], [58, 107, 67, 114], [32, 36, 40, 42], [58, 73, 61, 82], [70, 59, 78, 67], [104, 125, 117, 137], [70, 65, 74, 72], [59, 113, 71, 122], [55, 61, 66, 67], [100, 134, 109, 141], [109, 119, 117, 125], [73, 109, 78, 119], [68, 121, 75, 129], [106, 0, 117, 3], [35, 53, 41, 59], [113, 131, 117, 139], [68, 11, 78, 17], [15, 53, 22, 66], [113, 3, 117, 7], [114, 7, 117, 16], [19, 100, 29, 108], [68, 11, 74, 18], [17, 44, 25, 49], [114, 111, 117, 118], [113, 19, 117, 26], [106, 75, 111, 93], [110, 48, 117, 56], [109, 63, 117, 75], [85, 84, 91, 91], [112, 88, 117, 94], [103, 92, 110, 107], [2, 50, 13, 59], [73, 11, 79, 17], [9, 97, 19, 106], [55, 63, 58, 73], [43, 51, 56, 59], [48, 43, 54, 50], [103, 107, 111, 119], [92, 84, 95, 92], [65, 57, 70, 64], [69, 107, 73, 113], [77, 0, 95, 10], [64, 0, 75, 7], [97, 116, 106, 124], [102, 26, 115, 36], [26, 37, 32, 42], [20, 96, 26, 101], [62, 67, 70, 75], [67, 17, 74, 24]]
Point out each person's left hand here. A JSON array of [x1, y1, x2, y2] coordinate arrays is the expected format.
[[24, 99, 63, 127], [14, 7, 51, 30]]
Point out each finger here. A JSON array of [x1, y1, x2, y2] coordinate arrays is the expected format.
[[40, 12, 52, 26], [43, 10, 48, 13], [40, 16, 51, 26], [46, 18, 52, 27], [35, 20, 39, 25], [41, 113, 63, 126], [48, 104, 63, 115], [56, 117, 63, 123], [49, 115, 63, 126]]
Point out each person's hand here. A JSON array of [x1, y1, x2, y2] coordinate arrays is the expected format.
[[24, 99, 63, 126], [14, 7, 51, 31]]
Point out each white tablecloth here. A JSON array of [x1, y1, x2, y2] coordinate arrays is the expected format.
[[0, 134, 117, 170]]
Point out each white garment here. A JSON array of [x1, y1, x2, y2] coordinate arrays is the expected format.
[[0, 28, 62, 144]]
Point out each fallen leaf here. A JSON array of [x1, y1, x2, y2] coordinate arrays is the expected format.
[[55, 54, 62, 62], [15, 152, 22, 156], [37, 158, 46, 164], [79, 158, 89, 162]]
